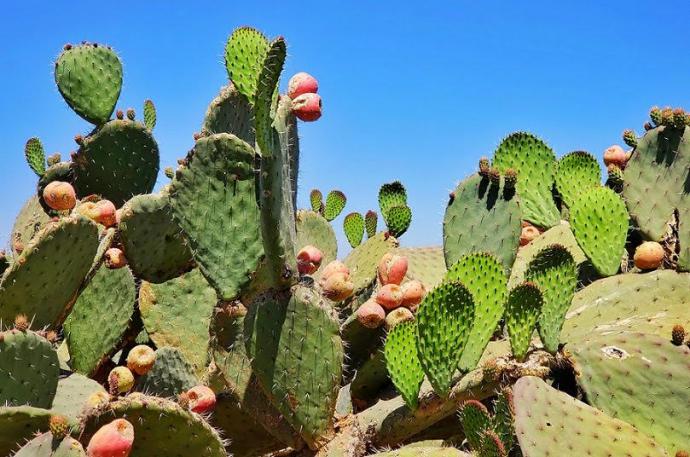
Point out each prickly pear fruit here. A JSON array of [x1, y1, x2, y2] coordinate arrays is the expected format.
[[672, 325, 686, 346], [108, 366, 134, 395], [181, 385, 217, 414], [320, 260, 350, 283], [377, 253, 408, 285], [126, 345, 156, 375], [356, 299, 386, 329], [105, 248, 127, 269], [49, 414, 70, 440], [86, 391, 110, 409], [375, 283, 404, 310], [401, 280, 426, 307], [287, 72, 318, 99], [86, 418, 134, 457], [14, 314, 30, 332], [603, 145, 628, 168], [385, 307, 414, 330], [297, 245, 323, 275], [94, 200, 117, 227], [43, 181, 77, 211], [633, 241, 664, 270], [519, 225, 541, 246], [322, 272, 355, 301], [292, 93, 322, 122]]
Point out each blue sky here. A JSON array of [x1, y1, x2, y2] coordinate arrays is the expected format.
[[2, 1, 690, 253]]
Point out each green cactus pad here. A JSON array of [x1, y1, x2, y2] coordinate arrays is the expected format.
[[371, 447, 470, 457], [245, 285, 344, 447], [563, 270, 690, 342], [351, 350, 388, 403], [623, 125, 690, 270], [570, 331, 690, 454], [224, 27, 270, 101], [344, 232, 398, 295], [384, 320, 424, 409], [459, 400, 491, 451], [0, 406, 51, 456], [14, 433, 86, 457], [343, 212, 365, 248], [51, 373, 106, 422], [416, 281, 475, 396], [492, 132, 560, 228], [202, 84, 255, 145], [0, 330, 59, 408], [395, 246, 446, 288], [446, 252, 508, 372], [555, 151, 601, 209], [385, 204, 412, 237], [569, 186, 628, 276], [508, 223, 588, 288], [492, 388, 516, 451], [11, 195, 51, 253], [143, 99, 156, 130], [135, 346, 198, 397], [63, 264, 135, 375], [443, 173, 522, 273], [54, 43, 122, 125], [139, 269, 217, 373], [504, 282, 543, 361], [81, 394, 226, 457], [378, 181, 407, 217], [365, 210, 378, 238], [119, 192, 194, 283], [24, 137, 46, 177], [295, 210, 338, 273], [37, 161, 75, 214], [169, 133, 262, 301], [480, 430, 507, 457], [0, 216, 99, 329], [310, 189, 323, 213], [324, 190, 347, 222], [606, 164, 624, 193], [513, 376, 667, 457], [72, 119, 159, 206], [523, 245, 576, 353]]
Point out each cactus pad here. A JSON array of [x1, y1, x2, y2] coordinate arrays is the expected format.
[[365, 210, 378, 238], [523, 245, 577, 353], [296, 210, 338, 272], [343, 212, 365, 248], [324, 190, 347, 222], [24, 137, 46, 177], [169, 133, 262, 300], [224, 27, 269, 101], [139, 269, 217, 373], [504, 282, 543, 360], [135, 346, 198, 397], [54, 43, 122, 125], [385, 205, 412, 237], [569, 186, 628, 276], [344, 232, 398, 295], [0, 330, 59, 408], [446, 253, 507, 371], [143, 99, 156, 130], [202, 84, 255, 144], [555, 151, 601, 209], [82, 394, 226, 457], [0, 406, 51, 456], [459, 400, 491, 451], [51, 373, 106, 422], [0, 216, 99, 329], [416, 281, 475, 395], [514, 376, 667, 457], [443, 173, 522, 272], [11, 195, 51, 253], [119, 192, 194, 283], [384, 320, 424, 408], [310, 189, 323, 213], [396, 246, 446, 288], [378, 181, 407, 216], [492, 132, 560, 228], [14, 433, 86, 457]]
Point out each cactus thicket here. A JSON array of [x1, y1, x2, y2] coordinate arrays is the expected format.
[[1, 25, 689, 457]]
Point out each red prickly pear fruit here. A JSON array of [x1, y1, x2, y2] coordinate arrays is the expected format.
[[86, 418, 134, 457], [320, 261, 350, 283], [105, 248, 127, 269], [94, 200, 117, 227], [633, 241, 665, 270], [292, 93, 322, 122], [322, 272, 355, 302], [377, 253, 408, 286], [603, 145, 628, 168], [107, 366, 134, 395], [356, 300, 386, 329], [43, 181, 77, 211], [183, 385, 217, 414], [287, 72, 319, 99], [401, 280, 426, 308], [375, 284, 404, 310], [519, 225, 541, 246], [126, 345, 156, 375], [297, 245, 323, 275], [385, 307, 414, 331]]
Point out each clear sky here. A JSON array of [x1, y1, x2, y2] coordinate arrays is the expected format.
[[2, 1, 690, 254]]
